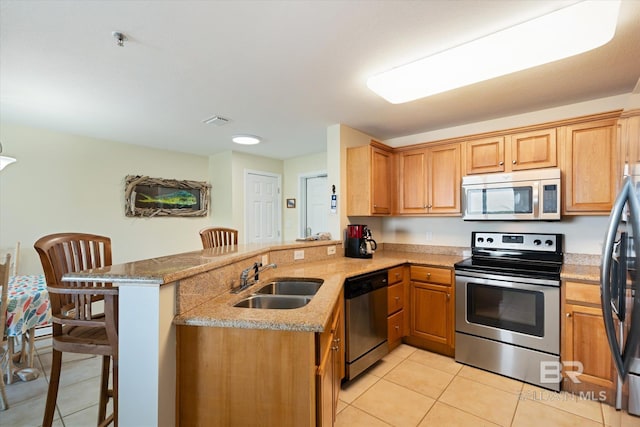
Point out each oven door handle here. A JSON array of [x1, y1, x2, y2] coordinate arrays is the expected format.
[[455, 274, 556, 292]]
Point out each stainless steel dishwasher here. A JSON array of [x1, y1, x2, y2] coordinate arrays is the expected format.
[[344, 269, 389, 381]]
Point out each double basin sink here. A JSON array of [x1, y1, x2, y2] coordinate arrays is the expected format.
[[233, 277, 323, 309]]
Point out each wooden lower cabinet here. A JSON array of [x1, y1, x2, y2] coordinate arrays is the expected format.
[[177, 295, 344, 427], [387, 265, 408, 350], [316, 297, 344, 427], [562, 281, 616, 405], [405, 265, 454, 356]]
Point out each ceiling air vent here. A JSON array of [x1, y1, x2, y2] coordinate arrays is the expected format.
[[202, 115, 230, 126]]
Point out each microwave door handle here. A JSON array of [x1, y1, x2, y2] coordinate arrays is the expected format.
[[601, 177, 631, 380]]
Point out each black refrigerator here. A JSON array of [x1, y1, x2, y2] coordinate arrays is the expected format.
[[601, 166, 640, 413]]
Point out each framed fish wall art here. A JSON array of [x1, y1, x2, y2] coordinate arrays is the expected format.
[[124, 175, 210, 217]]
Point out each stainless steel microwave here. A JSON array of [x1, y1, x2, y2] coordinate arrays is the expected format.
[[462, 168, 561, 220]]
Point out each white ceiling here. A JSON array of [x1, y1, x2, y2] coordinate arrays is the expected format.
[[1, 0, 639, 160]]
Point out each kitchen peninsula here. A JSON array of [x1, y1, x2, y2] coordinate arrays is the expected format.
[[61, 240, 463, 426]]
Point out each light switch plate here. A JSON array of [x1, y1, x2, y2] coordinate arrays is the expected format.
[[261, 254, 269, 265], [327, 245, 336, 255], [294, 250, 305, 260]]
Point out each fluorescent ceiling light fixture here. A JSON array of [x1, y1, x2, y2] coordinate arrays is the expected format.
[[232, 134, 261, 145], [367, 0, 621, 104]]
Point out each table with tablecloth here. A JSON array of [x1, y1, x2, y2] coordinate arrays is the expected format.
[[4, 275, 51, 336], [2, 274, 51, 383]]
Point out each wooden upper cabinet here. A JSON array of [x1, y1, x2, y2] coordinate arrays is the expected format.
[[430, 144, 461, 214], [371, 146, 393, 214], [347, 142, 393, 216], [398, 149, 427, 214], [465, 128, 557, 174], [508, 128, 557, 171], [465, 137, 505, 174], [561, 119, 617, 214], [619, 111, 640, 171], [398, 142, 460, 215]]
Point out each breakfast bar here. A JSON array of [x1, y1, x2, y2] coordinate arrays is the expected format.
[[61, 240, 463, 426]]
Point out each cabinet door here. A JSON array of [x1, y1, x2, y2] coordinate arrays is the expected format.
[[398, 149, 428, 214], [508, 128, 557, 171], [563, 303, 615, 390], [410, 282, 452, 346], [562, 119, 617, 214], [316, 348, 333, 427], [332, 304, 344, 411], [465, 137, 505, 174], [429, 143, 461, 213], [371, 146, 392, 214]]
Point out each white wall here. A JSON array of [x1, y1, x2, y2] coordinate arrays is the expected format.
[[383, 216, 608, 255], [282, 152, 327, 241], [0, 124, 211, 275]]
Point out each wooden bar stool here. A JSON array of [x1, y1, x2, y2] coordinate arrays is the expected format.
[[34, 233, 118, 427], [199, 227, 238, 248]]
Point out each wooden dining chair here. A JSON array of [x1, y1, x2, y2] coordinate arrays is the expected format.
[[34, 233, 118, 427], [199, 227, 238, 248], [0, 253, 11, 411]]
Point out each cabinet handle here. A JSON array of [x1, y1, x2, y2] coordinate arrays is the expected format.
[[395, 273, 400, 279], [566, 313, 572, 318], [427, 205, 432, 209], [427, 273, 431, 279], [499, 161, 504, 165], [512, 160, 517, 164], [395, 296, 400, 301], [446, 293, 450, 301], [395, 325, 400, 330], [334, 338, 340, 343], [331, 345, 339, 351]]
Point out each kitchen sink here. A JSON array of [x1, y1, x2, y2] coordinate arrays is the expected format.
[[255, 278, 324, 296], [233, 294, 312, 309]]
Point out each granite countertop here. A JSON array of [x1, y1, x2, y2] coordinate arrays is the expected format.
[[561, 263, 601, 283], [174, 251, 464, 333], [61, 240, 344, 285]]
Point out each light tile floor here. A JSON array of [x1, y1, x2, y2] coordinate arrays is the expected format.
[[2, 339, 640, 426], [337, 344, 640, 427]]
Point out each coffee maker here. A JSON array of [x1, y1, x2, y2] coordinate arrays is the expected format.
[[345, 224, 377, 258]]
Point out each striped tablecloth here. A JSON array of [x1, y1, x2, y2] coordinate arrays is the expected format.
[[3, 274, 52, 336]]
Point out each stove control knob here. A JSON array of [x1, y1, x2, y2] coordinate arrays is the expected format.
[[487, 238, 494, 243], [545, 239, 553, 246], [534, 239, 542, 246], [477, 237, 484, 243]]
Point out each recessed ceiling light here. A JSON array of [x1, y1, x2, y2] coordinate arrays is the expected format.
[[367, 0, 621, 104], [232, 134, 261, 145]]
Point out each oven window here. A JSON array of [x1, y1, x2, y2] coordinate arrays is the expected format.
[[467, 283, 544, 337]]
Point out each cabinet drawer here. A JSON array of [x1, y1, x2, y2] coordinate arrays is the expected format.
[[410, 265, 451, 285], [388, 266, 405, 285], [388, 310, 404, 343], [565, 281, 601, 305], [388, 282, 404, 314]]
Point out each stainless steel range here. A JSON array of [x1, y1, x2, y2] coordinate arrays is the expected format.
[[454, 231, 563, 391]]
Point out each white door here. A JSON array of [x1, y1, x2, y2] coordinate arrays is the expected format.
[[245, 172, 281, 244], [302, 175, 328, 237]]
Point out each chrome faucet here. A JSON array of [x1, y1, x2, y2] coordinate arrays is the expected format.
[[231, 262, 277, 293]]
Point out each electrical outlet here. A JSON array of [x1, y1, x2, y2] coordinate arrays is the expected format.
[[261, 254, 269, 265], [294, 250, 305, 260], [327, 245, 336, 255]]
